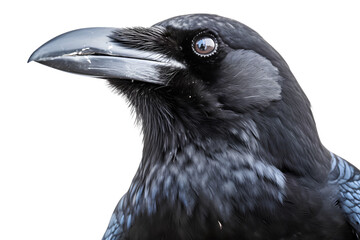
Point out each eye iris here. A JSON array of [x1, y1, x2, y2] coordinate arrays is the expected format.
[[193, 36, 217, 56]]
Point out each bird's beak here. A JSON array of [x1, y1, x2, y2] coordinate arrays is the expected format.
[[28, 27, 184, 85]]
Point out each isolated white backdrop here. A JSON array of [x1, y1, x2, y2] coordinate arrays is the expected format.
[[1, 1, 359, 240]]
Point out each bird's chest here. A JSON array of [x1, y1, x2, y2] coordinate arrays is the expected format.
[[124, 143, 356, 240], [126, 144, 287, 239]]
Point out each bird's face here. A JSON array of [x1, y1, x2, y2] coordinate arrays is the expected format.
[[154, 15, 284, 113], [29, 14, 291, 137]]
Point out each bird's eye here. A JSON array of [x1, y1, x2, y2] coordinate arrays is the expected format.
[[192, 33, 218, 57]]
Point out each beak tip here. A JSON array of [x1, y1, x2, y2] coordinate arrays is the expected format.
[[28, 50, 39, 63], [27, 56, 33, 63]]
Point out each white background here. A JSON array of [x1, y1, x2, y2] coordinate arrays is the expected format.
[[1, 1, 359, 240]]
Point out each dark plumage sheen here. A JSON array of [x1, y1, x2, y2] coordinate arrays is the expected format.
[[29, 14, 360, 240]]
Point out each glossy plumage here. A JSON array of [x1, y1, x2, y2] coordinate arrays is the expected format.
[[29, 14, 360, 239]]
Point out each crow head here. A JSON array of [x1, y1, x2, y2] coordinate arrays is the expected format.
[[29, 14, 327, 178]]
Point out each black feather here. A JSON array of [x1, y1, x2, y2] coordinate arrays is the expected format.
[[29, 13, 360, 240]]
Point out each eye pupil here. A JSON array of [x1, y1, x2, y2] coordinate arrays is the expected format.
[[197, 39, 212, 51], [192, 33, 218, 57]]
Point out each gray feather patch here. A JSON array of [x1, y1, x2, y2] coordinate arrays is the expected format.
[[213, 49, 282, 111]]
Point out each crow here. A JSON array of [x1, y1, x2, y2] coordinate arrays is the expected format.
[[29, 14, 360, 240]]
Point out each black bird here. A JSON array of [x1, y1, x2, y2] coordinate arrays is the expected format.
[[29, 14, 360, 240]]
